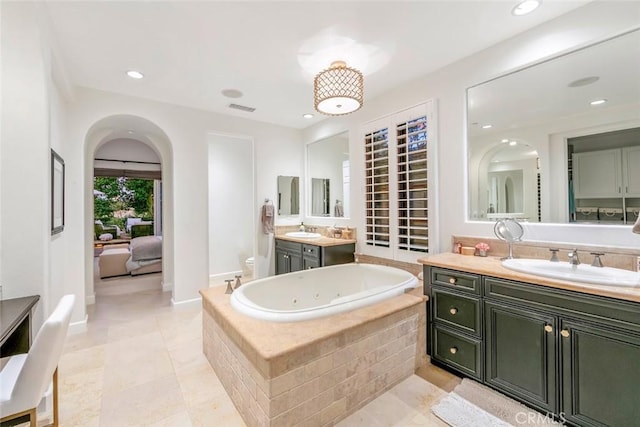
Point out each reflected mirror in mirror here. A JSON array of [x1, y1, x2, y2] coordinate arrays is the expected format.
[[277, 175, 300, 216], [311, 178, 330, 216], [467, 29, 640, 224], [307, 132, 350, 218]]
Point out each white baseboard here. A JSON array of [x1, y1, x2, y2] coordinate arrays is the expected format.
[[171, 296, 201, 308], [85, 293, 96, 305], [68, 315, 88, 334]]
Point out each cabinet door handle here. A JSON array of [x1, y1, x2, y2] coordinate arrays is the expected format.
[[449, 347, 458, 355], [544, 325, 553, 333], [560, 329, 570, 338], [448, 277, 457, 284], [449, 307, 458, 315]]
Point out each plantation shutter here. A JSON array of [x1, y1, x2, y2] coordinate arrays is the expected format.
[[396, 115, 428, 253], [362, 101, 436, 261], [364, 127, 390, 248]]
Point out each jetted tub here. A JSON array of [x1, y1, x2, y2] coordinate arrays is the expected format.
[[230, 263, 418, 322]]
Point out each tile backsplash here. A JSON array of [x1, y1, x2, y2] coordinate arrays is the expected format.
[[452, 235, 640, 272]]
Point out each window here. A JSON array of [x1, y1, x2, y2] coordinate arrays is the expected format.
[[363, 102, 436, 261], [365, 128, 390, 247], [397, 116, 428, 253]]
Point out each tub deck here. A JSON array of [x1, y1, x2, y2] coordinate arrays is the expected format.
[[200, 285, 426, 426]]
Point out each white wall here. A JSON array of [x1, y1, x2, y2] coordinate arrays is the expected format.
[[0, 2, 77, 327], [68, 88, 302, 302], [95, 138, 160, 163], [304, 1, 640, 253], [208, 134, 254, 279]]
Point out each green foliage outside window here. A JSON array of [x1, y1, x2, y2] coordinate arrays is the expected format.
[[94, 177, 155, 229]]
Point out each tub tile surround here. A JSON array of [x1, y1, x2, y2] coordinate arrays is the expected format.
[[201, 286, 425, 426], [453, 235, 640, 272]]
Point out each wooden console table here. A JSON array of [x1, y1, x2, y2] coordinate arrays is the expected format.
[[0, 295, 40, 357]]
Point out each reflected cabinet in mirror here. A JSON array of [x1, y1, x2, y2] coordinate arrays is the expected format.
[[277, 175, 300, 216], [467, 29, 640, 224], [307, 132, 349, 218]]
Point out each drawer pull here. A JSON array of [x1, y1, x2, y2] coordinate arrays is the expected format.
[[560, 330, 570, 338], [544, 325, 553, 333], [449, 307, 458, 315], [449, 347, 458, 355], [448, 277, 457, 284]]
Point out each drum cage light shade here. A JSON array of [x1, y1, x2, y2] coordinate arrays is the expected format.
[[314, 61, 364, 116]]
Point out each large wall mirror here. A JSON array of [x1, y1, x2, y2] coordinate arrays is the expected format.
[[307, 132, 350, 218], [467, 29, 640, 225]]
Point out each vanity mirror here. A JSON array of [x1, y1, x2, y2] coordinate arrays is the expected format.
[[307, 132, 350, 218], [467, 29, 640, 224], [277, 175, 300, 216]]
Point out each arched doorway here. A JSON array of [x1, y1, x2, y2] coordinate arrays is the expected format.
[[83, 115, 174, 307]]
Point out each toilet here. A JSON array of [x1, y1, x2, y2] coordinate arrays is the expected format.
[[245, 256, 254, 276]]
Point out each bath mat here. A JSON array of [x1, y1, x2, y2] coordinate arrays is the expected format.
[[432, 392, 511, 426], [432, 379, 563, 426]]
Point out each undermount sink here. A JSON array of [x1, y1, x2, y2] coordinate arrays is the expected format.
[[285, 231, 322, 239], [502, 258, 640, 287]]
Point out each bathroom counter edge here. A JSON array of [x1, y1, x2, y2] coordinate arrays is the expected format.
[[418, 253, 640, 303], [275, 235, 356, 247]]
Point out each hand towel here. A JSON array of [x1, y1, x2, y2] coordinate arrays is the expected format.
[[262, 204, 274, 234], [633, 214, 640, 234]]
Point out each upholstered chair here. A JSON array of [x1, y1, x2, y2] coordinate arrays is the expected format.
[[0, 295, 75, 427]]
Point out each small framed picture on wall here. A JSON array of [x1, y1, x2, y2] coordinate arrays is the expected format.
[[51, 148, 65, 235]]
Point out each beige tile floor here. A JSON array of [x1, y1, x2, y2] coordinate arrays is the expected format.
[[58, 273, 458, 426]]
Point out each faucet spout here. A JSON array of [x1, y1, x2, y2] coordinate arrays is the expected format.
[[567, 249, 580, 266]]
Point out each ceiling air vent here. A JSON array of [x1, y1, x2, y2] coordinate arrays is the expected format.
[[228, 103, 256, 113]]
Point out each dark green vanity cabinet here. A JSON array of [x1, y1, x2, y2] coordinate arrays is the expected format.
[[275, 239, 303, 274], [484, 301, 557, 414], [427, 268, 483, 381], [425, 265, 640, 426], [275, 239, 355, 275]]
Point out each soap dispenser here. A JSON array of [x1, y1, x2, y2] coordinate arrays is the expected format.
[[299, 222, 305, 232]]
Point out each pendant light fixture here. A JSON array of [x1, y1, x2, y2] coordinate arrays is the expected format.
[[314, 61, 364, 116]]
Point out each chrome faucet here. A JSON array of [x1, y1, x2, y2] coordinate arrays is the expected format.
[[590, 252, 605, 268], [549, 248, 560, 262], [224, 279, 234, 294], [567, 249, 580, 266], [234, 274, 242, 290]]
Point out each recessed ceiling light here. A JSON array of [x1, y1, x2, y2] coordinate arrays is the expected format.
[[482, 124, 493, 129], [590, 99, 607, 106], [221, 89, 243, 99], [509, 141, 517, 146], [501, 139, 509, 143], [568, 76, 599, 88], [512, 0, 541, 16], [126, 70, 144, 79], [127, 130, 134, 134], [303, 113, 314, 119]]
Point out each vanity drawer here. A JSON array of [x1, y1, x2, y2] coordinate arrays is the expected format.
[[431, 268, 481, 295], [433, 325, 482, 380], [433, 288, 481, 336], [275, 239, 302, 254], [302, 244, 320, 259]]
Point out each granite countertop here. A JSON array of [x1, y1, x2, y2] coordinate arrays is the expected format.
[[418, 253, 640, 304], [275, 234, 356, 247]]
